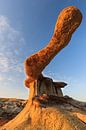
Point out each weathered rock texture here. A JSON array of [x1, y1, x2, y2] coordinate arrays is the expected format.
[[24, 6, 82, 82], [25, 75, 67, 99], [1, 96, 86, 130], [0, 98, 26, 126], [0, 6, 84, 130]]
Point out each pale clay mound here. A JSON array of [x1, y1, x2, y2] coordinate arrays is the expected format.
[[0, 96, 86, 130]]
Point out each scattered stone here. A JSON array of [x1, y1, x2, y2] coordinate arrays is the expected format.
[[0, 98, 27, 126]]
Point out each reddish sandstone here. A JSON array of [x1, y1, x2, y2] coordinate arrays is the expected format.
[[24, 6, 82, 83]]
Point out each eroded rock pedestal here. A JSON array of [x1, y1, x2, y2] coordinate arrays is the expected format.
[[0, 6, 85, 130], [24, 5, 82, 101], [25, 74, 67, 99]]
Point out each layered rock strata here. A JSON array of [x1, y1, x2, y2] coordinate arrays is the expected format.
[[25, 75, 67, 99]]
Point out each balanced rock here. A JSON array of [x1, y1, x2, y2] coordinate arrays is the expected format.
[[25, 74, 67, 99], [0, 6, 84, 130]]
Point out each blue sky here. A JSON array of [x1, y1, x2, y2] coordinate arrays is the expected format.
[[0, 0, 86, 101]]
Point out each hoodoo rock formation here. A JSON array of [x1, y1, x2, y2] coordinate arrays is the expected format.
[[24, 6, 82, 100], [1, 6, 86, 130], [25, 74, 67, 99]]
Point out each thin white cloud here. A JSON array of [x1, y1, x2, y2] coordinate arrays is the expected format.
[[0, 53, 9, 72], [16, 63, 24, 73], [0, 15, 25, 74], [0, 76, 5, 81]]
